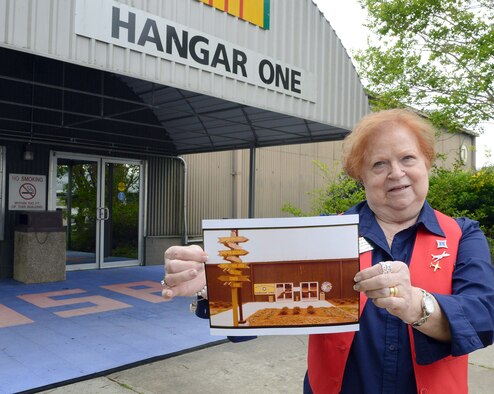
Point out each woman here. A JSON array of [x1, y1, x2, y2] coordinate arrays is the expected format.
[[162, 109, 494, 393]]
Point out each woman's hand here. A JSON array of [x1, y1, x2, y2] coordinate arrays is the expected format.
[[353, 261, 423, 324], [353, 260, 451, 341], [161, 245, 208, 301]]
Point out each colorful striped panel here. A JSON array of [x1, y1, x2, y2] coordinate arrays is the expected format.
[[197, 0, 270, 29]]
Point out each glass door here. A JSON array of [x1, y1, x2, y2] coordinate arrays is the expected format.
[[54, 156, 99, 270], [50, 152, 144, 270], [100, 158, 143, 268]]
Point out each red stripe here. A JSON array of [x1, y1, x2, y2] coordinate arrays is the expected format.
[[224, 0, 228, 12], [208, 0, 213, 5], [239, 0, 243, 18]]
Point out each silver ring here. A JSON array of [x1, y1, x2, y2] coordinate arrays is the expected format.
[[380, 261, 392, 274], [161, 277, 174, 288]]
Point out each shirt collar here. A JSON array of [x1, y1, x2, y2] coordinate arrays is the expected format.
[[355, 200, 446, 240], [416, 201, 445, 237]]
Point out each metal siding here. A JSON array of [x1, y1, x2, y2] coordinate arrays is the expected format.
[[239, 149, 251, 219], [146, 157, 184, 236], [184, 129, 475, 224], [182, 151, 234, 236], [0, 0, 369, 132], [254, 143, 340, 218], [436, 132, 475, 170], [183, 143, 343, 226], [0, 0, 370, 233]]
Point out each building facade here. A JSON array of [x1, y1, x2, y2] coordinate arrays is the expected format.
[[0, 0, 473, 280]]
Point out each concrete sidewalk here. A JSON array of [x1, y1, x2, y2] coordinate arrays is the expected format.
[[40, 336, 494, 394]]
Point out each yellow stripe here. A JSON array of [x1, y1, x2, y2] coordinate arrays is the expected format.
[[243, 0, 265, 28], [228, 0, 241, 16], [197, 0, 268, 29], [212, 0, 226, 11]]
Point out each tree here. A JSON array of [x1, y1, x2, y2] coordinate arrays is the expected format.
[[355, 0, 494, 132]]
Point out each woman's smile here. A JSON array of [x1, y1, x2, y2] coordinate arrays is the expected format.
[[387, 184, 410, 193]]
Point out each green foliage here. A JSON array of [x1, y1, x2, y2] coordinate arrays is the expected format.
[[428, 165, 494, 237], [282, 161, 494, 261], [111, 192, 139, 258], [428, 164, 494, 261], [282, 161, 365, 216], [356, 0, 494, 133]]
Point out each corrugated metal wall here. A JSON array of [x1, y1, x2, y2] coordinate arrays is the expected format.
[[146, 156, 184, 236], [182, 131, 475, 237], [0, 0, 368, 132], [182, 140, 346, 236], [0, 0, 475, 243], [182, 150, 237, 236], [436, 132, 476, 169], [255, 141, 343, 218], [0, 0, 370, 240]]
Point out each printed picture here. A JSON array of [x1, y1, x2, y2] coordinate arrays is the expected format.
[[202, 215, 360, 336]]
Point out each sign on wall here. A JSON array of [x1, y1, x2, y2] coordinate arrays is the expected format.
[[9, 174, 46, 211], [197, 0, 270, 30], [75, 0, 314, 102]]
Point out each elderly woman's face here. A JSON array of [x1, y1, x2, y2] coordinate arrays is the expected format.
[[360, 125, 429, 223]]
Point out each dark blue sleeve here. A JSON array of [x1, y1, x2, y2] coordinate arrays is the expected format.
[[194, 297, 210, 319], [413, 218, 494, 364]]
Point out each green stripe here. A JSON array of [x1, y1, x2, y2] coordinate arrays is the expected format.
[[263, 0, 270, 30]]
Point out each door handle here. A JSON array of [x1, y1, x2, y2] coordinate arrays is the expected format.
[[96, 207, 109, 220]]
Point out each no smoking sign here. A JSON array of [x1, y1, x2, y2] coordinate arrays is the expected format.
[[9, 174, 46, 210], [19, 183, 37, 200]]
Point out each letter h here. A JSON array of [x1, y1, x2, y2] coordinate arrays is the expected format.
[[112, 6, 136, 43]]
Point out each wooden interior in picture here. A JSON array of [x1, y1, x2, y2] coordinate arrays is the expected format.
[[206, 258, 359, 304]]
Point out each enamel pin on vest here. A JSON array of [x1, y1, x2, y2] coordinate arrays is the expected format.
[[430, 240, 450, 272]]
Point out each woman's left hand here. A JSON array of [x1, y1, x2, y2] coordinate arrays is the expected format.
[[353, 260, 423, 324]]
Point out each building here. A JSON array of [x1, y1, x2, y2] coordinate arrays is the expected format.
[[0, 0, 474, 280]]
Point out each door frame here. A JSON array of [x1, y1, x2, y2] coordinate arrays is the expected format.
[[48, 151, 146, 270]]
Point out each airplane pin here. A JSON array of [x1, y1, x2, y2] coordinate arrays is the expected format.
[[430, 250, 451, 272]]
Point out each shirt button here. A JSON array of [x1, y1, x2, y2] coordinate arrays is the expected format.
[[389, 345, 396, 351]]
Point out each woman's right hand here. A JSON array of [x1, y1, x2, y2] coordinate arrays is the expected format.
[[161, 245, 208, 301]]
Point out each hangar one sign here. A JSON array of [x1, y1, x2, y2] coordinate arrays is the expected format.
[[75, 0, 315, 102]]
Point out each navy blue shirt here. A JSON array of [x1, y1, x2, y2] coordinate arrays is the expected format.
[[197, 201, 494, 393], [337, 201, 494, 394]]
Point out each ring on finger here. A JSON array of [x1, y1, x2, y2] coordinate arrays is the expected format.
[[380, 261, 392, 274], [161, 276, 174, 289], [389, 285, 398, 297]]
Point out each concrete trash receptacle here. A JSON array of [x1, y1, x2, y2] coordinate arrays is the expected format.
[[13, 211, 66, 283]]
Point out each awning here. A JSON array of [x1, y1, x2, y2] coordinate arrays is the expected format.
[[0, 46, 350, 156]]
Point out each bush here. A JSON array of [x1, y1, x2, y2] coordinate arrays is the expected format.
[[282, 162, 494, 262], [428, 165, 494, 261]]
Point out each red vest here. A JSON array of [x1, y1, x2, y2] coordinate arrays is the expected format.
[[308, 210, 467, 394]]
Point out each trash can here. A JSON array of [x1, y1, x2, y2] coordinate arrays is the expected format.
[[13, 210, 66, 283]]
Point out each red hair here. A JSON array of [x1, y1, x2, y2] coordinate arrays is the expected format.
[[342, 109, 436, 180]]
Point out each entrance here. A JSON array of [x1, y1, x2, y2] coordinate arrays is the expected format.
[[49, 152, 144, 270]]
